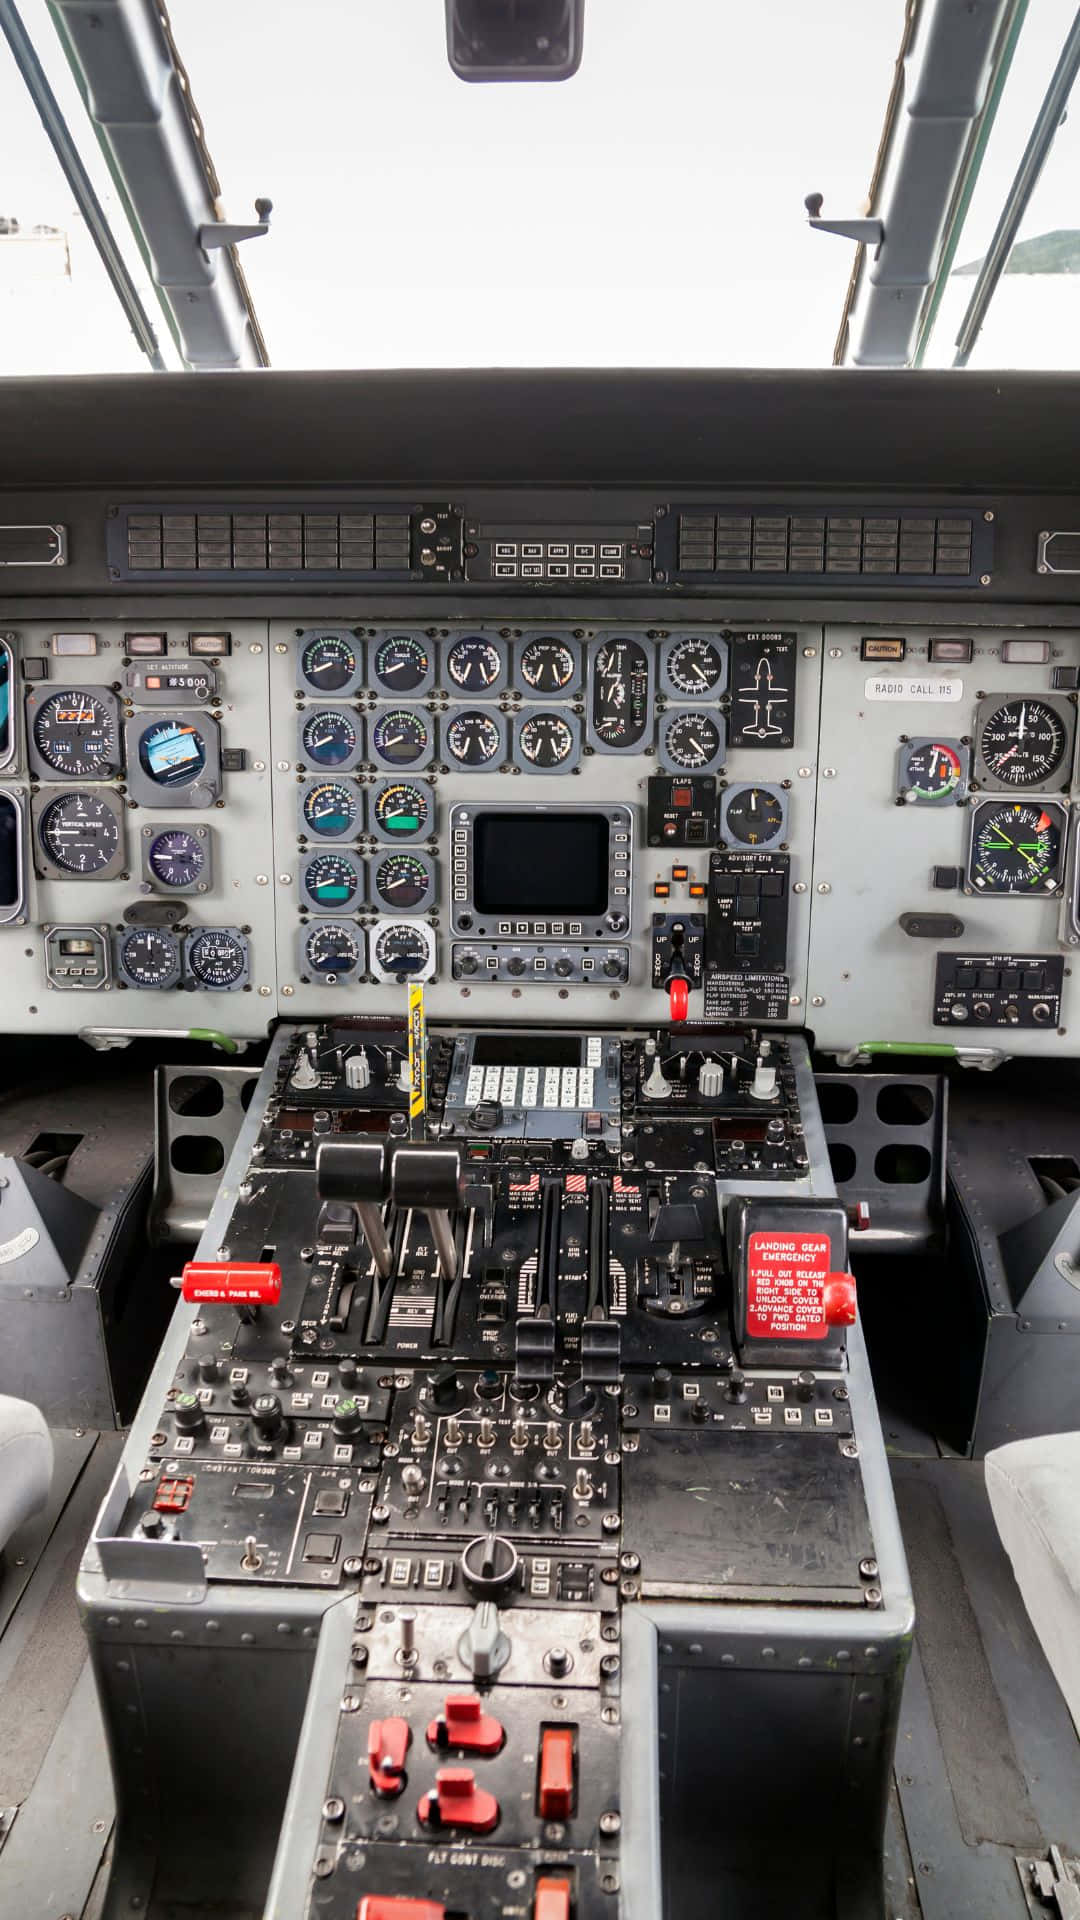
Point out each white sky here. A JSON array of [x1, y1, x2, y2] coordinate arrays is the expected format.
[[0, 0, 1076, 374]]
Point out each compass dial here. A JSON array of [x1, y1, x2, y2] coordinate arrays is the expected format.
[[445, 709, 502, 768], [147, 828, 206, 889], [301, 709, 360, 768], [371, 632, 431, 695], [38, 791, 120, 875], [371, 708, 431, 768], [373, 851, 433, 911], [663, 635, 726, 698], [518, 636, 577, 694], [445, 635, 503, 695], [968, 800, 1066, 894], [31, 689, 119, 778], [978, 698, 1069, 788], [517, 712, 576, 770]]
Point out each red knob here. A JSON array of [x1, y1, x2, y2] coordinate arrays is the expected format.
[[823, 1273, 857, 1326], [668, 976, 689, 1022]]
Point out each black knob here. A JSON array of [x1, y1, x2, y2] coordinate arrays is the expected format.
[[565, 1377, 597, 1418], [553, 957, 573, 978], [173, 1392, 205, 1435], [475, 1368, 503, 1401], [506, 956, 526, 977], [429, 1367, 465, 1411], [724, 1368, 747, 1404], [653, 1367, 673, 1402], [796, 1371, 816, 1404], [270, 1356, 293, 1386], [251, 1393, 285, 1437], [766, 1117, 786, 1144], [230, 1380, 251, 1408], [339, 1358, 359, 1389], [691, 1399, 710, 1424], [333, 1396, 364, 1438], [313, 1108, 332, 1133], [197, 1356, 223, 1385], [603, 956, 623, 978], [457, 954, 479, 976], [461, 1532, 520, 1598], [139, 1509, 166, 1537]]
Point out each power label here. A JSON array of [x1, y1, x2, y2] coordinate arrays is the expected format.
[[746, 1231, 831, 1339]]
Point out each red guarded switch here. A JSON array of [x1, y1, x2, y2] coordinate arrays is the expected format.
[[368, 1716, 411, 1797], [537, 1726, 575, 1820], [357, 1901, 445, 1920], [180, 1261, 281, 1306], [418, 1766, 499, 1834], [427, 1693, 505, 1756], [535, 1879, 572, 1920], [668, 976, 689, 1023], [823, 1273, 858, 1326]]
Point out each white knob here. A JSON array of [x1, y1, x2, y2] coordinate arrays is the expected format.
[[698, 1060, 724, 1097], [644, 1056, 669, 1100], [751, 1063, 778, 1099], [345, 1046, 371, 1091]]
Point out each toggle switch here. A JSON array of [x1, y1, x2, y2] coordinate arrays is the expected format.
[[537, 1725, 576, 1820], [368, 1716, 411, 1797], [534, 1880, 572, 1920], [427, 1693, 505, 1755], [418, 1766, 499, 1834]]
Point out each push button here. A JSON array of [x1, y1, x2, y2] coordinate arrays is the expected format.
[[427, 1694, 505, 1756], [418, 1765, 499, 1833], [368, 1716, 410, 1797], [537, 1726, 575, 1819], [535, 1879, 572, 1920]]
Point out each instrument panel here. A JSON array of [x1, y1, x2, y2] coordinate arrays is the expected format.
[[0, 599, 1078, 1052]]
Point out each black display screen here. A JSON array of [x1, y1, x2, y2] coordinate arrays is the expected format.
[[0, 794, 21, 910], [473, 812, 608, 916], [472, 1033, 580, 1068]]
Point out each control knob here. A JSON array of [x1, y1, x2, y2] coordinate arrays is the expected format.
[[250, 1393, 286, 1439], [461, 1532, 520, 1599], [333, 1396, 365, 1438], [698, 1059, 724, 1098], [602, 956, 623, 978], [506, 956, 526, 977], [457, 953, 479, 976], [173, 1392, 205, 1435], [553, 957, 573, 979]]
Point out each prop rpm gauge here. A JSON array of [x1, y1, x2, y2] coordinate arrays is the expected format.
[[976, 696, 1071, 789], [373, 850, 434, 911], [303, 921, 363, 981], [445, 709, 504, 769], [721, 784, 787, 847], [29, 688, 120, 778], [659, 709, 725, 773], [370, 919, 436, 983], [967, 799, 1067, 894], [184, 927, 248, 990], [116, 927, 181, 990], [38, 790, 122, 876], [516, 712, 577, 771], [370, 780, 432, 842]]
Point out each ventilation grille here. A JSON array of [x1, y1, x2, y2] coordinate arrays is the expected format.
[[674, 509, 984, 582], [108, 502, 462, 582]]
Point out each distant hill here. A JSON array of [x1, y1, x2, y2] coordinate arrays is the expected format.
[[956, 228, 1080, 274]]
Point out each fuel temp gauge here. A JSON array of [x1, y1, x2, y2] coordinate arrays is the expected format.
[[369, 919, 436, 982], [897, 738, 970, 806]]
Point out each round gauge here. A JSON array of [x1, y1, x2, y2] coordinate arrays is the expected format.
[[374, 851, 433, 911], [371, 708, 430, 768], [664, 635, 726, 697], [373, 922, 433, 980], [372, 781, 431, 840], [661, 711, 724, 771], [445, 710, 502, 768], [301, 709, 359, 769], [517, 712, 575, 770], [119, 927, 179, 989], [519, 636, 577, 694], [301, 851, 362, 911], [147, 828, 206, 889], [32, 690, 118, 778], [902, 741, 965, 802], [302, 780, 361, 839], [372, 632, 431, 694], [969, 800, 1064, 893], [978, 698, 1068, 787], [299, 631, 359, 693], [305, 922, 362, 978], [186, 928, 247, 989], [723, 785, 786, 846], [137, 719, 206, 788], [39, 791, 120, 875], [445, 635, 502, 695]]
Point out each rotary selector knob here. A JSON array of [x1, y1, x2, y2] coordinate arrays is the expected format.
[[457, 954, 479, 976], [698, 1060, 724, 1098], [251, 1393, 285, 1437], [333, 1396, 364, 1438], [173, 1392, 205, 1435], [461, 1533, 520, 1599], [602, 956, 623, 978], [506, 956, 526, 977], [553, 957, 573, 979]]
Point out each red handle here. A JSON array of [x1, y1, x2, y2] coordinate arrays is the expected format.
[[668, 976, 689, 1022], [180, 1262, 282, 1305], [823, 1273, 857, 1326]]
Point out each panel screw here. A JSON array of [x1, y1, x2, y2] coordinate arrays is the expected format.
[[275, 642, 288, 654], [798, 766, 812, 778], [822, 767, 836, 778], [802, 647, 817, 659], [859, 1558, 879, 1579], [322, 1796, 345, 1822], [840, 1440, 859, 1459], [278, 873, 293, 884], [793, 881, 807, 894], [864, 1587, 883, 1606], [817, 882, 831, 894], [600, 1654, 621, 1677], [619, 1551, 640, 1571], [980, 574, 991, 587], [371, 1505, 390, 1523], [599, 1811, 622, 1836], [811, 995, 825, 1007], [829, 647, 843, 658]]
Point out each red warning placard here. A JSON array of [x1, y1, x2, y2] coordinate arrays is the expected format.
[[746, 1232, 832, 1339]]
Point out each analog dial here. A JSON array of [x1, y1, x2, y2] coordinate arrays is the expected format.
[[445, 635, 502, 694], [305, 922, 362, 977], [39, 791, 120, 874], [302, 780, 362, 839], [517, 712, 575, 770], [371, 781, 431, 840], [31, 689, 118, 777], [373, 921, 433, 979], [664, 635, 726, 697], [591, 638, 651, 750], [301, 709, 360, 768], [373, 851, 433, 911], [371, 632, 431, 694], [723, 784, 786, 846], [661, 710, 724, 771], [519, 636, 577, 694], [137, 719, 206, 788], [186, 928, 247, 989], [371, 707, 431, 768], [119, 927, 180, 989], [901, 741, 965, 802], [301, 851, 362, 911], [978, 698, 1068, 787], [147, 828, 206, 889], [969, 800, 1065, 893], [299, 631, 359, 693], [445, 709, 502, 768]]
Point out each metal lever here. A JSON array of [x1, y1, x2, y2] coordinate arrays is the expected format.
[[391, 1145, 466, 1282], [198, 198, 273, 251], [315, 1139, 394, 1281]]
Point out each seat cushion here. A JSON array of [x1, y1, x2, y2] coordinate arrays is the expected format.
[[985, 1433, 1080, 1737], [0, 1395, 53, 1553]]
